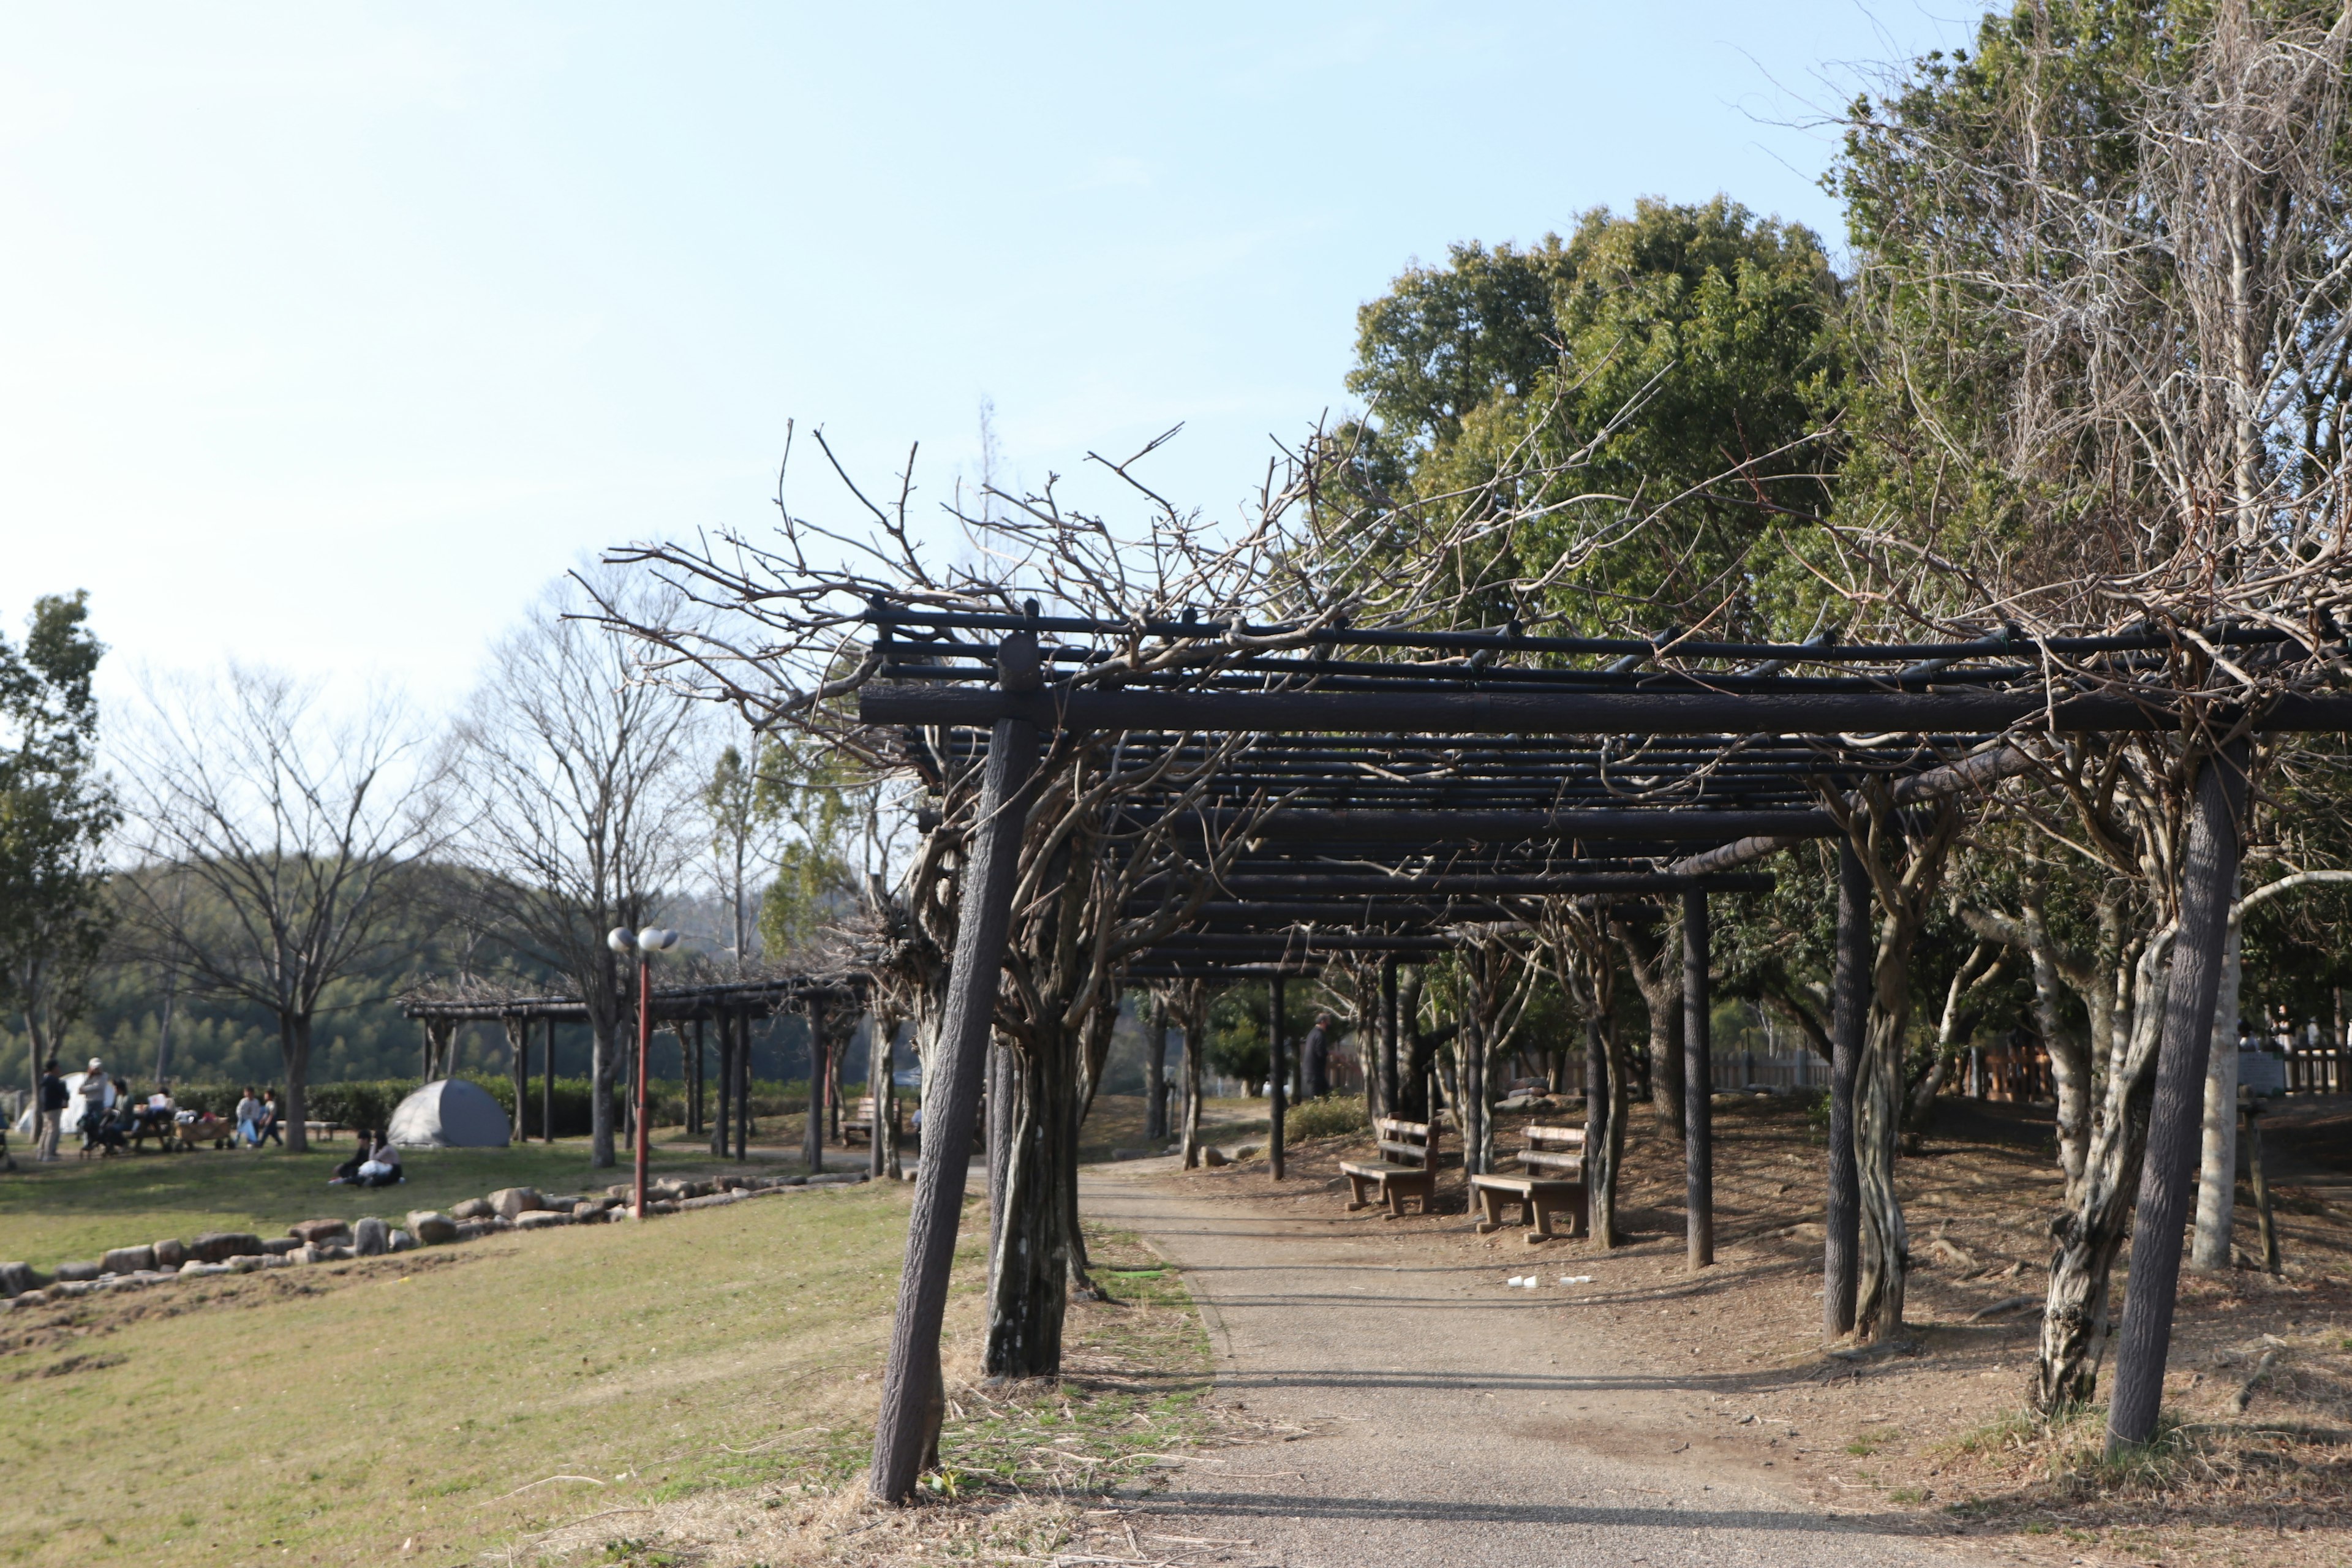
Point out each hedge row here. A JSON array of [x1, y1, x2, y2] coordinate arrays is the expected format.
[[168, 1076, 849, 1140]]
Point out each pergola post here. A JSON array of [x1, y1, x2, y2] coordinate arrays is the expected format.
[[1683, 888, 1714, 1269], [542, 1017, 555, 1142], [2108, 736, 2250, 1453], [870, 641, 1041, 1505], [1379, 956, 1399, 1116], [689, 1016, 704, 1137], [1268, 974, 1287, 1181], [1824, 838, 1869, 1338], [804, 998, 827, 1175]]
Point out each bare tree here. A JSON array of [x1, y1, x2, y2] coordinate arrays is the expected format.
[[448, 570, 699, 1168], [121, 668, 440, 1152], [1836, 0, 2352, 1431]]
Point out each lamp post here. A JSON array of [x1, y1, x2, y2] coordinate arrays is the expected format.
[[609, 924, 679, 1218]]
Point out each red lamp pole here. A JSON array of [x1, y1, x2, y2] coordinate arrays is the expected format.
[[633, 951, 653, 1218]]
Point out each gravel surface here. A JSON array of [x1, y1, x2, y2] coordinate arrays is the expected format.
[[1085, 1164, 1994, 1568]]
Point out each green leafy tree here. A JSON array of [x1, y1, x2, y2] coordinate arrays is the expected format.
[[0, 592, 117, 1091], [1336, 198, 1843, 635]]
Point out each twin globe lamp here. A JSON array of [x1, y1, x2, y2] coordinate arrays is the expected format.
[[608, 925, 680, 1215]]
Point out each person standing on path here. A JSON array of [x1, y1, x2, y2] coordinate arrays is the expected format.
[[1300, 1012, 1332, 1101], [36, 1061, 67, 1162], [256, 1088, 284, 1147], [234, 1085, 263, 1149]]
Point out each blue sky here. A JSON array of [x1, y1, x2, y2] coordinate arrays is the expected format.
[[1, 2, 1972, 715]]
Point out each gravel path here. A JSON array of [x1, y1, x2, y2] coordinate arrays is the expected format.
[[1084, 1164, 1996, 1568]]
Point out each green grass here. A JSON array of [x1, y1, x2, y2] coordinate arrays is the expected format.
[[0, 1129, 807, 1272], [1, 1176, 940, 1564]]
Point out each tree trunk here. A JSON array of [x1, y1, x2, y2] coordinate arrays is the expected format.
[[1144, 1004, 1167, 1141], [1826, 840, 1868, 1341], [1615, 913, 1684, 1137], [1584, 1016, 1632, 1247], [710, 1012, 733, 1158], [871, 1009, 892, 1180], [590, 1011, 617, 1170], [1683, 890, 1713, 1269], [507, 1017, 529, 1142], [1379, 957, 1400, 1115], [281, 1012, 312, 1155], [1181, 1014, 1204, 1168], [984, 1017, 1078, 1378], [1853, 997, 1911, 1340], [2190, 922, 2244, 1272], [804, 1006, 827, 1174], [1269, 976, 1288, 1180], [987, 1033, 1016, 1245], [2108, 738, 2249, 1452], [735, 1013, 752, 1159]]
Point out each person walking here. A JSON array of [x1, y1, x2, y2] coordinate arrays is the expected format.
[[36, 1061, 67, 1162], [256, 1088, 284, 1147], [77, 1058, 115, 1154], [234, 1086, 263, 1150]]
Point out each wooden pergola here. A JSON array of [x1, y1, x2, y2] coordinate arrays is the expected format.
[[401, 974, 865, 1165], [854, 601, 2344, 1497]]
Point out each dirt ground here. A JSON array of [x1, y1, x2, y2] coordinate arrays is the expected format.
[[1155, 1091, 2352, 1567]]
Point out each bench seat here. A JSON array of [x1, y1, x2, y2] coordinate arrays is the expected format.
[[1469, 1172, 1586, 1242], [1341, 1116, 1442, 1218]]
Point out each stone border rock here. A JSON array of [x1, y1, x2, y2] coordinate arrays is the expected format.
[[0, 1169, 870, 1311]]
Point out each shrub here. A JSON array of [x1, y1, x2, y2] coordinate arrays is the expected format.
[[1286, 1093, 1370, 1140]]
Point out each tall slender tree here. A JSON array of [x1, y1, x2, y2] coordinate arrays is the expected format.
[[450, 569, 698, 1168]]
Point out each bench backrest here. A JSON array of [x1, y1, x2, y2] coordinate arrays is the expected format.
[[1524, 1124, 1586, 1152], [1374, 1116, 1439, 1170], [849, 1096, 876, 1121]]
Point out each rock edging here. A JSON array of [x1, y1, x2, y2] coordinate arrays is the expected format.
[[0, 1168, 869, 1310]]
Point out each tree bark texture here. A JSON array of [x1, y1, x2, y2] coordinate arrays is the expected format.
[[2108, 738, 2249, 1452], [507, 1017, 529, 1143], [1683, 890, 1713, 1269], [1268, 976, 1287, 1181], [804, 1001, 827, 1175], [870, 1009, 892, 1181], [1826, 839, 1868, 1341], [1379, 956, 1400, 1115], [1585, 1016, 1631, 1247], [734, 1015, 750, 1159], [869, 695, 1038, 1503], [1615, 912, 1684, 1137], [1144, 1001, 1168, 1142], [983, 1023, 1079, 1376], [710, 1012, 733, 1158], [2190, 922, 2243, 1273]]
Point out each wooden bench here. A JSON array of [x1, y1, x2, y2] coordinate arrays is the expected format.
[[842, 1096, 876, 1146], [1341, 1116, 1442, 1218], [1470, 1124, 1587, 1243]]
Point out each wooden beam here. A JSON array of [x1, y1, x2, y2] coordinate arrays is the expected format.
[[862, 685, 2352, 736]]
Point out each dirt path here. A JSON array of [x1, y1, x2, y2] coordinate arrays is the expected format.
[[1084, 1163, 1996, 1568]]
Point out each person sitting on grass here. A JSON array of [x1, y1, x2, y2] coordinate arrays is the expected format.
[[330, 1130, 402, 1187]]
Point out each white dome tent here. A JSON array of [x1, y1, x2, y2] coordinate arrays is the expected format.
[[385, 1078, 510, 1148]]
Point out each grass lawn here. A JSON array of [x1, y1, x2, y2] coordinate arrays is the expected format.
[[0, 1128, 823, 1274], [0, 1093, 1221, 1568], [2, 1178, 956, 1565]]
